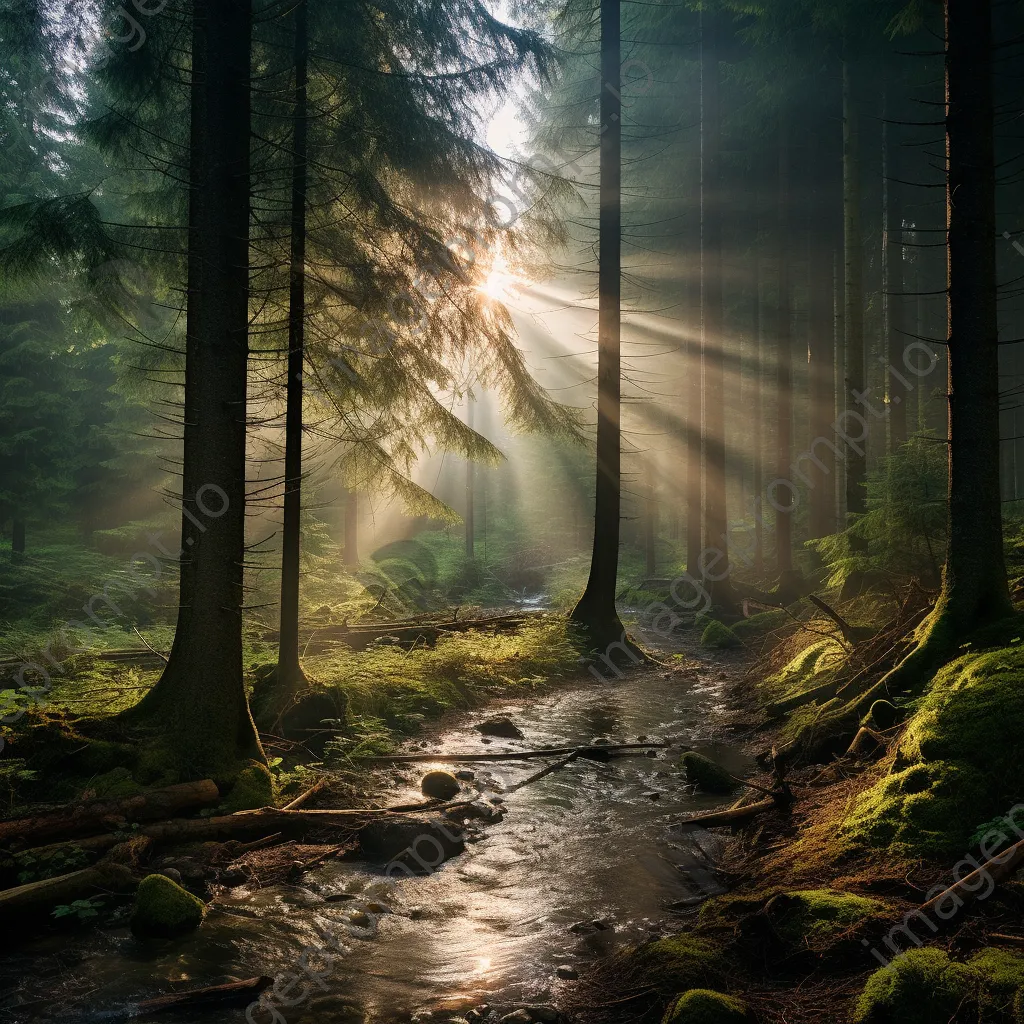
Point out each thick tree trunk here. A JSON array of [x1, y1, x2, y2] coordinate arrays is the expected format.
[[570, 0, 631, 651], [937, 0, 1011, 630], [751, 219, 764, 575], [843, 57, 867, 521], [125, 0, 263, 780], [277, 0, 309, 692], [343, 488, 358, 567], [775, 116, 793, 571], [699, 9, 735, 608]]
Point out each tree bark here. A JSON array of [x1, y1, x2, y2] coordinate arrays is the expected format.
[[124, 0, 263, 779], [937, 0, 1011, 631], [277, 0, 309, 692], [843, 56, 867, 521], [699, 9, 735, 608], [570, 0, 631, 651], [883, 104, 908, 449], [775, 115, 793, 571], [751, 216, 764, 574]]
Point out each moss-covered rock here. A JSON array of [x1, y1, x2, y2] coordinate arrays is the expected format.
[[662, 989, 750, 1023], [129, 873, 206, 938], [680, 752, 737, 794], [700, 621, 741, 650], [89, 766, 142, 800], [765, 638, 843, 696], [731, 608, 791, 641], [420, 770, 460, 800], [222, 760, 275, 813], [627, 935, 724, 996], [765, 889, 886, 947], [852, 948, 983, 1024], [969, 948, 1024, 1014], [842, 645, 1024, 856]]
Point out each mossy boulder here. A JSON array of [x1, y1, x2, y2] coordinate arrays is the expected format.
[[680, 752, 737, 795], [130, 873, 207, 938], [627, 936, 724, 996], [222, 760, 275, 813], [731, 607, 791, 641], [420, 770, 460, 800], [662, 989, 750, 1023], [842, 646, 1024, 856], [764, 638, 843, 696], [970, 948, 1024, 1015], [700, 620, 740, 650], [853, 948, 983, 1023], [765, 889, 886, 948], [88, 766, 143, 800]]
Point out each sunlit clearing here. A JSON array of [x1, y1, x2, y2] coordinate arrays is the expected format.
[[479, 252, 522, 305]]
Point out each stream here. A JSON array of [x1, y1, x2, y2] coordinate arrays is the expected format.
[[0, 641, 752, 1024]]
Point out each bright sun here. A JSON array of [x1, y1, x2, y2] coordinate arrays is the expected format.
[[479, 253, 521, 305]]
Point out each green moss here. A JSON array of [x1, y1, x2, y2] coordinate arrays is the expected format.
[[731, 608, 790, 641], [766, 889, 886, 946], [628, 936, 724, 996], [222, 760, 275, 812], [853, 949, 983, 1024], [89, 767, 142, 799], [700, 621, 740, 650], [662, 990, 750, 1024], [680, 752, 737, 794], [129, 874, 206, 938], [969, 948, 1024, 1011], [842, 645, 1024, 856], [765, 638, 844, 696]]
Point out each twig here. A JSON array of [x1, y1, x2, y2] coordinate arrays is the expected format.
[[132, 627, 169, 664], [281, 776, 330, 811], [359, 741, 667, 764], [505, 749, 581, 793]]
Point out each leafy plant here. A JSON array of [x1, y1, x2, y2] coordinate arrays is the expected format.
[[52, 897, 105, 921]]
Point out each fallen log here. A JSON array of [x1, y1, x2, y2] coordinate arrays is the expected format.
[[916, 835, 1024, 922], [675, 796, 788, 830], [359, 741, 667, 764], [0, 862, 136, 923], [133, 976, 273, 1016], [0, 780, 221, 848]]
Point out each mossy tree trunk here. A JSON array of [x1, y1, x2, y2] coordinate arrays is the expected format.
[[126, 0, 263, 780], [570, 0, 632, 652]]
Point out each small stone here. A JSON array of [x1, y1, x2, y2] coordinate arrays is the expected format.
[[364, 901, 389, 915], [218, 865, 249, 887], [474, 716, 525, 739], [645, 750, 658, 758], [421, 770, 461, 800], [591, 919, 611, 931], [159, 868, 182, 885], [528, 1009, 560, 1023], [325, 892, 357, 903], [455, 769, 475, 781], [643, 791, 661, 801], [348, 910, 371, 928], [408, 905, 425, 920], [556, 964, 578, 980], [465, 1008, 490, 1024], [592, 737, 612, 746], [130, 874, 206, 938], [637, 735, 648, 742], [498, 1012, 532, 1024], [287, 860, 305, 881]]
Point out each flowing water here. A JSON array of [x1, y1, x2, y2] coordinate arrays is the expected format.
[[0, 643, 752, 1024]]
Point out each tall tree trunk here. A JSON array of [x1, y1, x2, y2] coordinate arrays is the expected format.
[[843, 57, 867, 522], [938, 0, 1011, 628], [570, 0, 631, 651], [699, 9, 735, 608], [343, 488, 358, 567], [808, 130, 837, 540], [465, 396, 475, 559], [276, 0, 309, 691], [861, 0, 1010, 697], [751, 231, 764, 575], [775, 115, 793, 572], [126, 0, 263, 779], [644, 456, 656, 576], [883, 106, 908, 449], [685, 228, 703, 578]]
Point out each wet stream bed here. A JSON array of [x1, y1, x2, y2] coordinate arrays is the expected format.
[[1, 646, 754, 1024]]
